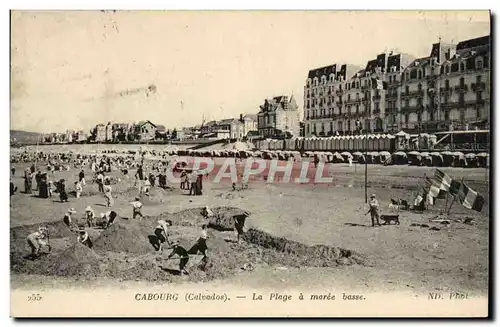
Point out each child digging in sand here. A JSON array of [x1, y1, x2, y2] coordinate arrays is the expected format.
[[130, 197, 144, 220]]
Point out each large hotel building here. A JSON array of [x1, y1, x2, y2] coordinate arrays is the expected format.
[[303, 35, 490, 137]]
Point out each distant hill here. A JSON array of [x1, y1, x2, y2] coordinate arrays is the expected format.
[[10, 130, 43, 146]]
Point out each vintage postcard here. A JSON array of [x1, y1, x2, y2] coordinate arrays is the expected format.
[[10, 10, 491, 318]]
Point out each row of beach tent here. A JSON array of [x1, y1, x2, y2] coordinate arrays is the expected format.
[[160, 148, 488, 168], [255, 134, 397, 152]]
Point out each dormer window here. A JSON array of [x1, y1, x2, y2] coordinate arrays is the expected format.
[[476, 56, 484, 70]]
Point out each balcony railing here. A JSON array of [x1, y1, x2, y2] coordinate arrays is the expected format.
[[336, 101, 343, 107], [440, 101, 467, 110], [372, 109, 380, 115], [471, 82, 486, 92], [385, 93, 397, 100], [410, 90, 424, 97], [401, 105, 424, 113], [372, 94, 381, 101], [454, 84, 469, 93], [440, 87, 453, 96], [336, 90, 343, 96]]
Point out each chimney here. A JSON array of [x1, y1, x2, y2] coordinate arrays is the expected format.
[[240, 114, 243, 122]]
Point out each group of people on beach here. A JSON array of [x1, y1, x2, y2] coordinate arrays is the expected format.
[[12, 149, 249, 276]]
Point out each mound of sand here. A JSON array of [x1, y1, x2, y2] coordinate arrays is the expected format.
[[243, 228, 366, 267], [93, 220, 153, 254], [44, 242, 101, 277], [159, 206, 250, 230], [207, 207, 250, 231], [10, 220, 75, 240]]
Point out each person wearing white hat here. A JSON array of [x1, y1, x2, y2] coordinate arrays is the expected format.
[[100, 210, 118, 229], [85, 206, 96, 227], [103, 184, 114, 207], [77, 227, 93, 249], [26, 226, 51, 258], [130, 197, 144, 220], [74, 180, 83, 198], [366, 193, 380, 227], [63, 208, 77, 227], [201, 206, 213, 220]]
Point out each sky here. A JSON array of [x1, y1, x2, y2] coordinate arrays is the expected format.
[[10, 10, 490, 133]]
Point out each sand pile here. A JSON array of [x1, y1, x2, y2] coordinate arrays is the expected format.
[[43, 242, 101, 277], [243, 228, 367, 267], [10, 220, 75, 240], [93, 220, 153, 254], [159, 208, 205, 227], [207, 207, 250, 231]]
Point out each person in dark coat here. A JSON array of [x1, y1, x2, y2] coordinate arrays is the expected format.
[[233, 212, 249, 244], [77, 227, 93, 249], [195, 174, 203, 195], [167, 241, 190, 276], [38, 173, 49, 199], [78, 170, 86, 186], [10, 180, 17, 196], [188, 224, 209, 258], [35, 170, 42, 191], [24, 169, 32, 194], [58, 179, 68, 202], [11, 167, 15, 177], [149, 172, 156, 187], [158, 171, 167, 189]]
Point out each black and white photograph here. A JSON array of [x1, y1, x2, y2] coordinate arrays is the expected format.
[[9, 10, 491, 317]]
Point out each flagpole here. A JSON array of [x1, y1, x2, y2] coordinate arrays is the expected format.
[[443, 192, 449, 214]]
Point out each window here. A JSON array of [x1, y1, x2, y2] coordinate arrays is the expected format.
[[330, 122, 334, 133], [477, 75, 482, 84], [460, 61, 466, 71], [417, 112, 422, 122], [418, 83, 422, 92], [405, 86, 409, 95], [445, 80, 450, 89], [417, 70, 422, 79], [460, 77, 465, 86], [476, 57, 484, 70], [430, 111, 434, 121], [445, 111, 449, 121], [405, 113, 409, 123], [356, 93, 359, 100], [477, 91, 483, 102]]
